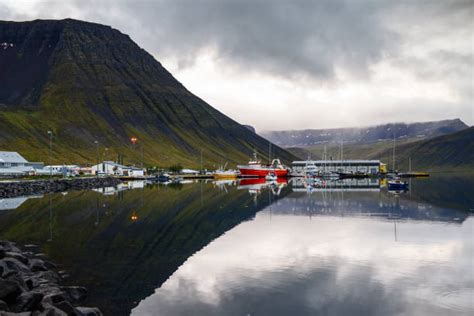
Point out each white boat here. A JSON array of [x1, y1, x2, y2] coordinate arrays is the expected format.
[[303, 161, 318, 177]]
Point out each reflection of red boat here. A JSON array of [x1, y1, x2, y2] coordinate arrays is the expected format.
[[238, 153, 289, 177], [239, 178, 288, 186]]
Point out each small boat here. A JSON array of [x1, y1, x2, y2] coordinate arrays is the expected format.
[[238, 152, 289, 178], [171, 175, 184, 182], [157, 173, 171, 182], [214, 170, 238, 179], [388, 177, 408, 191], [265, 172, 277, 181]]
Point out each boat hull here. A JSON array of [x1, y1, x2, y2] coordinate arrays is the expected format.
[[238, 167, 288, 177], [214, 174, 238, 179], [388, 182, 408, 190]]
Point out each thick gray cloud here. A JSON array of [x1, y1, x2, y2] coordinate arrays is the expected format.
[[24, 0, 470, 89], [121, 0, 397, 81], [27, 0, 399, 82], [1, 0, 472, 127]]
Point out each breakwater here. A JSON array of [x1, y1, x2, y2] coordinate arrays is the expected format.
[[0, 240, 102, 315], [0, 177, 122, 198]]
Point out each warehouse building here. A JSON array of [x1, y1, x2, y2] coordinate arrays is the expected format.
[[291, 160, 385, 176]]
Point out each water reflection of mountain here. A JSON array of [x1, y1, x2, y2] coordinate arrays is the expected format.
[[402, 173, 474, 212], [270, 190, 469, 224], [0, 183, 290, 315]]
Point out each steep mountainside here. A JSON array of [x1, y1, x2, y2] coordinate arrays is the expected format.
[[0, 19, 295, 167], [293, 127, 474, 171], [261, 119, 468, 147]]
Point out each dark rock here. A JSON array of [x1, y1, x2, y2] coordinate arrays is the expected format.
[[5, 252, 29, 265], [0, 279, 23, 304], [0, 240, 101, 315], [29, 259, 48, 272], [61, 287, 86, 304], [43, 261, 57, 270], [75, 307, 102, 316], [0, 299, 8, 311], [0, 178, 122, 199], [0, 249, 5, 260], [35, 271, 60, 284], [52, 301, 75, 315], [6, 274, 29, 292], [39, 306, 68, 316], [23, 245, 39, 250], [34, 254, 47, 259], [0, 312, 32, 316], [41, 292, 67, 306], [11, 292, 43, 312], [0, 258, 30, 277]]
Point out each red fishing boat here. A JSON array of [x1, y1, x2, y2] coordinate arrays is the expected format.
[[237, 153, 289, 177]]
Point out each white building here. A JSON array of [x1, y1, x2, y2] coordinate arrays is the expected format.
[[91, 161, 145, 177], [0, 151, 35, 176], [291, 160, 382, 176], [44, 165, 80, 176]]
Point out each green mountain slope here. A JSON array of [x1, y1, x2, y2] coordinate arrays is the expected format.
[[0, 19, 295, 167], [295, 127, 474, 171]]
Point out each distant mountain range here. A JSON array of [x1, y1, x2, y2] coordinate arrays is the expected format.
[[0, 19, 294, 167], [261, 119, 468, 147], [288, 127, 474, 171]]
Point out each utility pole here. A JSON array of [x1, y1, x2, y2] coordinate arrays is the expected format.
[[268, 141, 271, 164], [47, 130, 53, 179], [200, 149, 203, 174], [104, 148, 109, 175], [141, 143, 144, 169], [94, 140, 99, 177], [130, 137, 138, 167]]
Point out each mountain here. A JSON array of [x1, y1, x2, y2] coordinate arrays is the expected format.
[[261, 119, 468, 148], [0, 19, 295, 167], [292, 127, 474, 171]]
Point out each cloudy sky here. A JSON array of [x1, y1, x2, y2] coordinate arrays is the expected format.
[[1, 0, 472, 131]]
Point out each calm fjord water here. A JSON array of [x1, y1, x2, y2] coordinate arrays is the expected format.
[[0, 174, 473, 315]]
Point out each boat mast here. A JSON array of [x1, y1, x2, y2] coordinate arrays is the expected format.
[[340, 138, 344, 171], [323, 145, 327, 173], [269, 141, 272, 164], [392, 130, 396, 172]]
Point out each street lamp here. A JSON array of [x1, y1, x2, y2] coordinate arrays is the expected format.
[[130, 137, 138, 167], [47, 130, 53, 179]]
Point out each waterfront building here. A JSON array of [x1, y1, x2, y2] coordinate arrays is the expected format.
[[91, 161, 145, 177], [0, 151, 35, 176], [44, 165, 81, 176], [291, 160, 384, 176]]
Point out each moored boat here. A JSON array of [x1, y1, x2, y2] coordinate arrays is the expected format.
[[238, 153, 289, 178], [388, 177, 408, 191], [214, 169, 239, 179]]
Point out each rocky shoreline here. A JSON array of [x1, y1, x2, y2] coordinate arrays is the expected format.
[[1, 240, 102, 315], [0, 177, 122, 199]]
